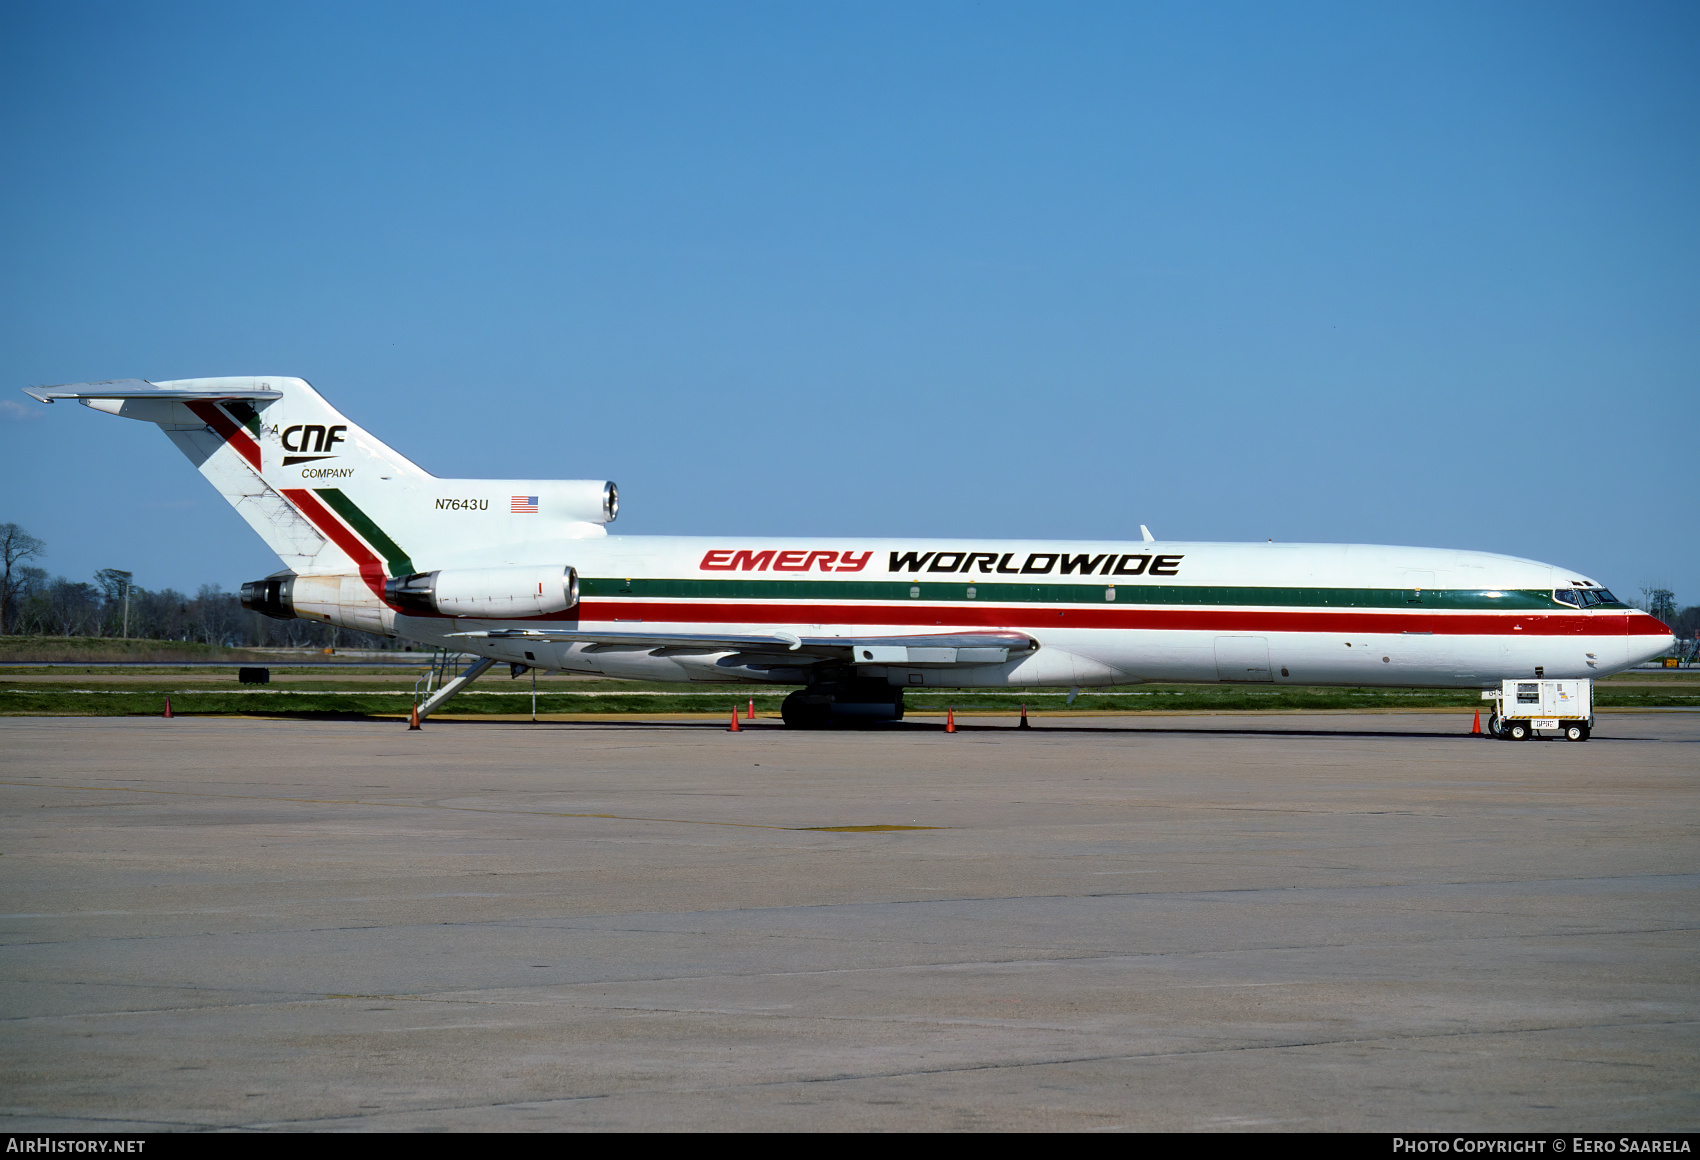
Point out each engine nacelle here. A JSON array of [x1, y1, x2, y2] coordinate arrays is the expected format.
[[240, 574, 294, 621], [385, 565, 579, 618], [240, 570, 396, 635], [427, 480, 617, 526]]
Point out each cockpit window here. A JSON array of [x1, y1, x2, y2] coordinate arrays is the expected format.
[[1553, 590, 1580, 607], [1594, 589, 1619, 605], [1577, 590, 1601, 607]]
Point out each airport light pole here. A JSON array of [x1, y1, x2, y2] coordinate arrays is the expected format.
[[109, 570, 133, 639]]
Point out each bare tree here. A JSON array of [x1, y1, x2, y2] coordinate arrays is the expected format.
[[189, 584, 245, 646], [42, 578, 100, 636], [7, 566, 48, 634], [0, 523, 46, 634], [94, 568, 133, 638]]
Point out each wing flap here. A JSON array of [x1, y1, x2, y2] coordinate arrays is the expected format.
[[448, 628, 1036, 666], [451, 628, 809, 652]]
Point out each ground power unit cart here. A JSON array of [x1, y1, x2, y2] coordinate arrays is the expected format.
[[1482, 679, 1593, 741]]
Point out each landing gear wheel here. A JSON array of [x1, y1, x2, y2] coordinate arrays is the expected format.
[[780, 682, 903, 729], [1507, 721, 1529, 741], [780, 690, 831, 729], [1564, 723, 1588, 742]]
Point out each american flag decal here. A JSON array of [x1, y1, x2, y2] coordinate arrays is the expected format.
[[511, 495, 539, 513]]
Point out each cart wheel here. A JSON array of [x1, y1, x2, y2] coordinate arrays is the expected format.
[[1564, 723, 1585, 742], [1508, 721, 1529, 741]]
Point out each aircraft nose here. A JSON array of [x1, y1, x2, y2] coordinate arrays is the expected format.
[[1626, 613, 1676, 668]]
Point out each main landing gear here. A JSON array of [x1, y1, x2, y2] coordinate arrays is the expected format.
[[780, 679, 905, 729]]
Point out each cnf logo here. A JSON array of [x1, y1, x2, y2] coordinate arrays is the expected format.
[[281, 424, 348, 453]]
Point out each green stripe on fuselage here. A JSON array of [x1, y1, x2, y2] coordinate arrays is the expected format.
[[313, 488, 416, 576], [580, 577, 1605, 611]]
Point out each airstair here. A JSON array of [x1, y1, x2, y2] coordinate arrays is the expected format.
[[412, 647, 498, 720]]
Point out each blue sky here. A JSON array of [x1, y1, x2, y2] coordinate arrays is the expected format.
[[3, 1, 1695, 603]]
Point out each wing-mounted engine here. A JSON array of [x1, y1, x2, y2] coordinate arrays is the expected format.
[[385, 565, 579, 618]]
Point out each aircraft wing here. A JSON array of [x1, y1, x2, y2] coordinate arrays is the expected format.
[[448, 628, 1036, 666], [23, 380, 284, 403]]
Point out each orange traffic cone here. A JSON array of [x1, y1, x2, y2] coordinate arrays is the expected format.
[[163, 696, 173, 719], [945, 707, 956, 733], [1470, 709, 1481, 735], [748, 698, 756, 721], [1019, 704, 1030, 729], [408, 703, 421, 731], [729, 706, 741, 732]]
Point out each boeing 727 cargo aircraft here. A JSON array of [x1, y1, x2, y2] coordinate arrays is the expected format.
[[24, 377, 1675, 729]]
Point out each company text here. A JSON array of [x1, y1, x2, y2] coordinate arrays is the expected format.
[[700, 550, 873, 572], [886, 550, 1184, 577]]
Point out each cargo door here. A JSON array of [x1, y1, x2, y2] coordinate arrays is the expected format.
[[1215, 636, 1273, 682]]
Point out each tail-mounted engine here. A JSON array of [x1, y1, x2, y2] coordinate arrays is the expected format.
[[243, 564, 578, 632], [240, 574, 295, 621], [384, 565, 579, 618], [240, 570, 395, 635]]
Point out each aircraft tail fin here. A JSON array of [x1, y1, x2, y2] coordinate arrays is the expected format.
[[27, 377, 616, 581]]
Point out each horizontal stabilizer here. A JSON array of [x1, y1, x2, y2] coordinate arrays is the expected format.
[[23, 380, 284, 403]]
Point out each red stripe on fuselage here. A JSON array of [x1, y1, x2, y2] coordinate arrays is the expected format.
[[186, 401, 263, 472], [561, 601, 1664, 637], [278, 488, 387, 598]]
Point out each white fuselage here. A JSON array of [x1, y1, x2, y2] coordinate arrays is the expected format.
[[378, 536, 1675, 688]]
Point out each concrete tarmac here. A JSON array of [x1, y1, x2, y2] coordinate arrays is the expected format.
[[2, 712, 1696, 1132]]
